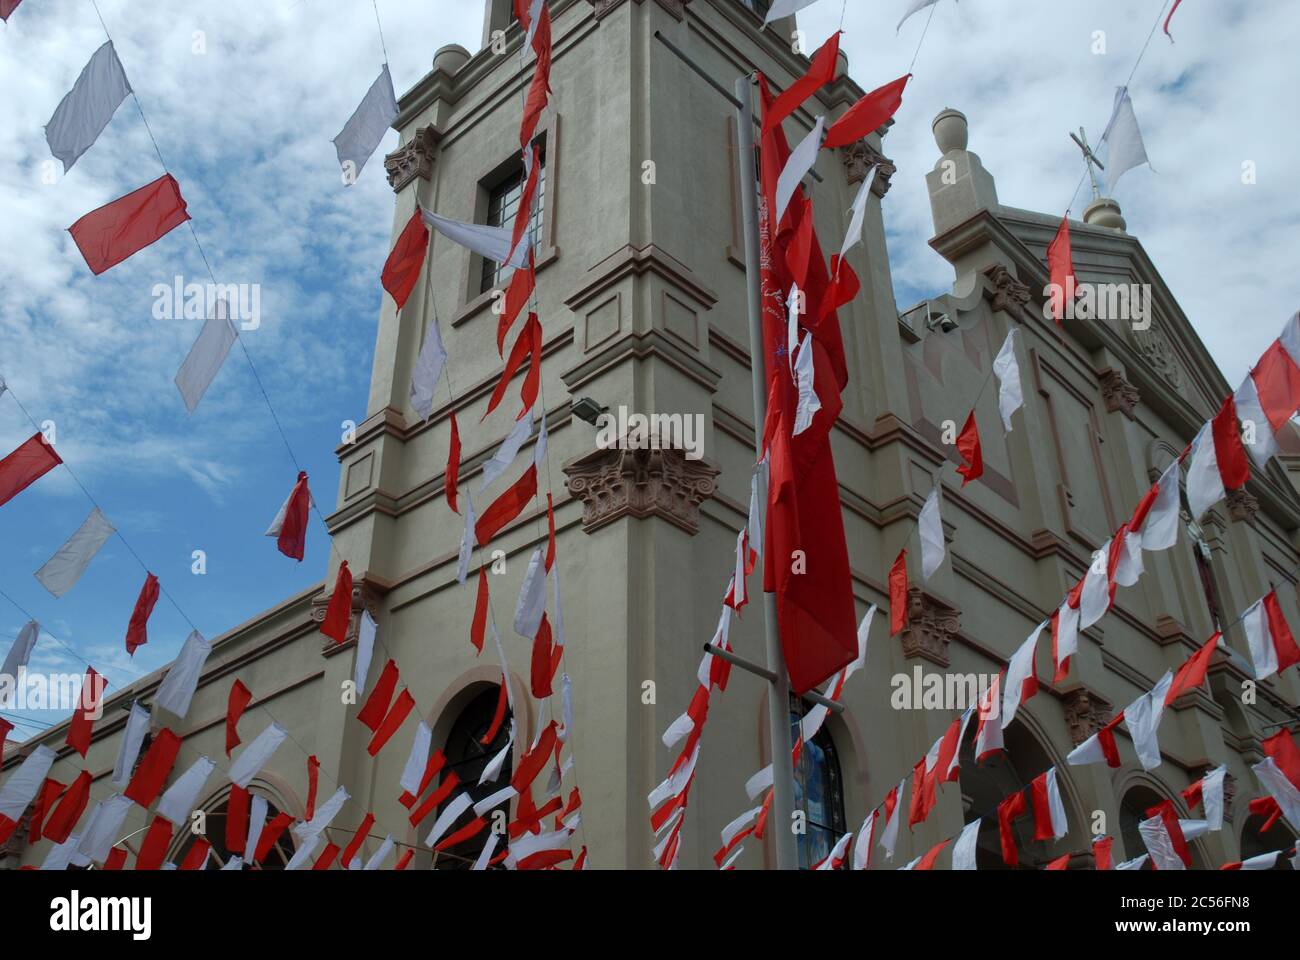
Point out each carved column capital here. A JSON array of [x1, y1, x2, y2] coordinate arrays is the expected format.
[[1061, 687, 1114, 746], [1225, 486, 1259, 525], [562, 447, 719, 535], [982, 264, 1032, 317], [899, 588, 960, 667], [1099, 369, 1140, 419], [839, 139, 895, 195], [384, 125, 440, 193], [311, 576, 383, 654]]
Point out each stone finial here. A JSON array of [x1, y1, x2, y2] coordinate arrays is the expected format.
[[562, 447, 718, 535], [432, 43, 471, 75], [899, 588, 960, 667], [1084, 197, 1127, 232], [840, 139, 896, 196], [932, 108, 968, 154], [384, 125, 440, 193]]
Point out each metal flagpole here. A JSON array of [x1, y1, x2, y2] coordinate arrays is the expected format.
[[734, 72, 799, 873]]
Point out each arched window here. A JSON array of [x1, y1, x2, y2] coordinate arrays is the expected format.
[[790, 697, 846, 869], [1119, 783, 1205, 869], [172, 788, 296, 869], [434, 686, 514, 870], [1239, 811, 1296, 869]]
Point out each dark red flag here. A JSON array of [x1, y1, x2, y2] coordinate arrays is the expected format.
[[481, 674, 509, 746], [275, 471, 311, 561], [225, 784, 250, 853], [476, 463, 538, 544], [134, 815, 174, 870], [29, 777, 64, 843], [997, 791, 1028, 867], [180, 838, 212, 870], [340, 813, 375, 869], [226, 679, 253, 757], [955, 411, 983, 486], [367, 688, 415, 756], [381, 207, 429, 309], [0, 433, 62, 509], [253, 812, 294, 863], [124, 572, 159, 656], [1211, 395, 1250, 490], [446, 412, 462, 514], [66, 666, 105, 757], [0, 1, 24, 23], [888, 548, 908, 636], [822, 74, 910, 150], [124, 728, 182, 807], [320, 560, 353, 644], [530, 612, 555, 698], [763, 32, 841, 137], [68, 174, 190, 275], [471, 567, 490, 655], [41, 770, 91, 844], [305, 755, 320, 820]]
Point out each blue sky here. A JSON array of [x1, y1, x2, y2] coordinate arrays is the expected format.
[[2, 0, 1297, 740]]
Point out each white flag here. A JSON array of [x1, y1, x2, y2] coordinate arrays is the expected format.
[[354, 610, 377, 692], [851, 810, 876, 870], [0, 744, 57, 821], [1102, 86, 1150, 197], [156, 756, 215, 826], [154, 630, 211, 719], [952, 818, 981, 870], [513, 547, 548, 640], [333, 63, 398, 184], [175, 298, 238, 414], [992, 329, 1023, 431], [399, 721, 433, 797], [1200, 764, 1227, 831], [1185, 420, 1225, 520], [409, 313, 447, 423], [775, 116, 825, 225], [791, 334, 821, 436], [763, 0, 823, 26], [426, 792, 474, 848], [292, 786, 349, 843], [1001, 623, 1045, 729], [839, 166, 879, 264], [422, 210, 530, 269], [896, 0, 942, 32], [1123, 671, 1173, 771], [227, 722, 287, 788], [1078, 542, 1112, 630], [1252, 756, 1300, 832], [878, 777, 907, 860], [456, 493, 477, 585], [284, 833, 321, 870], [45, 41, 132, 172], [243, 794, 269, 864], [34, 507, 116, 597], [363, 835, 395, 870], [0, 620, 41, 703], [1235, 373, 1280, 469], [76, 794, 133, 865], [112, 701, 151, 787], [918, 486, 945, 581], [480, 413, 533, 491], [1140, 460, 1181, 551]]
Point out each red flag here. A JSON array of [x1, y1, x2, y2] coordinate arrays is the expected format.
[[763, 32, 842, 137], [530, 613, 555, 698], [481, 674, 509, 746], [135, 815, 174, 870], [124, 728, 182, 807], [305, 755, 320, 820], [253, 812, 294, 863], [997, 791, 1028, 867], [0, 433, 62, 509], [510, 145, 541, 263], [356, 659, 399, 731], [103, 847, 129, 871], [520, 315, 542, 418], [41, 770, 92, 844], [1211, 395, 1250, 491], [124, 572, 160, 656], [446, 412, 462, 514], [67, 667, 105, 757], [408, 773, 459, 827], [68, 174, 190, 275], [320, 561, 353, 644], [340, 813, 375, 870], [1093, 835, 1114, 870], [471, 567, 490, 655], [1045, 853, 1071, 871], [275, 471, 311, 561], [225, 784, 250, 854], [476, 463, 538, 544], [486, 312, 541, 419], [955, 411, 983, 486], [180, 838, 212, 870], [0, 1, 24, 22], [435, 816, 488, 852], [915, 838, 950, 871], [1163, 0, 1185, 41], [1148, 800, 1192, 867], [226, 679, 253, 757], [313, 842, 341, 870], [1164, 632, 1220, 706], [1262, 728, 1300, 789], [821, 255, 860, 322], [496, 253, 535, 357], [29, 777, 65, 843], [512, 721, 558, 794], [367, 688, 415, 756], [888, 548, 909, 636], [399, 750, 446, 807], [394, 849, 415, 870], [822, 74, 910, 150], [519, 4, 552, 147], [1251, 340, 1300, 431], [381, 207, 429, 309], [907, 757, 937, 827], [1046, 215, 1076, 324]]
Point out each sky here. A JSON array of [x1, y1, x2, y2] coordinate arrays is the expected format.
[[0, 0, 1296, 741]]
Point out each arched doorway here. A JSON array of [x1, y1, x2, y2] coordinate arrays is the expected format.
[[434, 685, 514, 870]]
